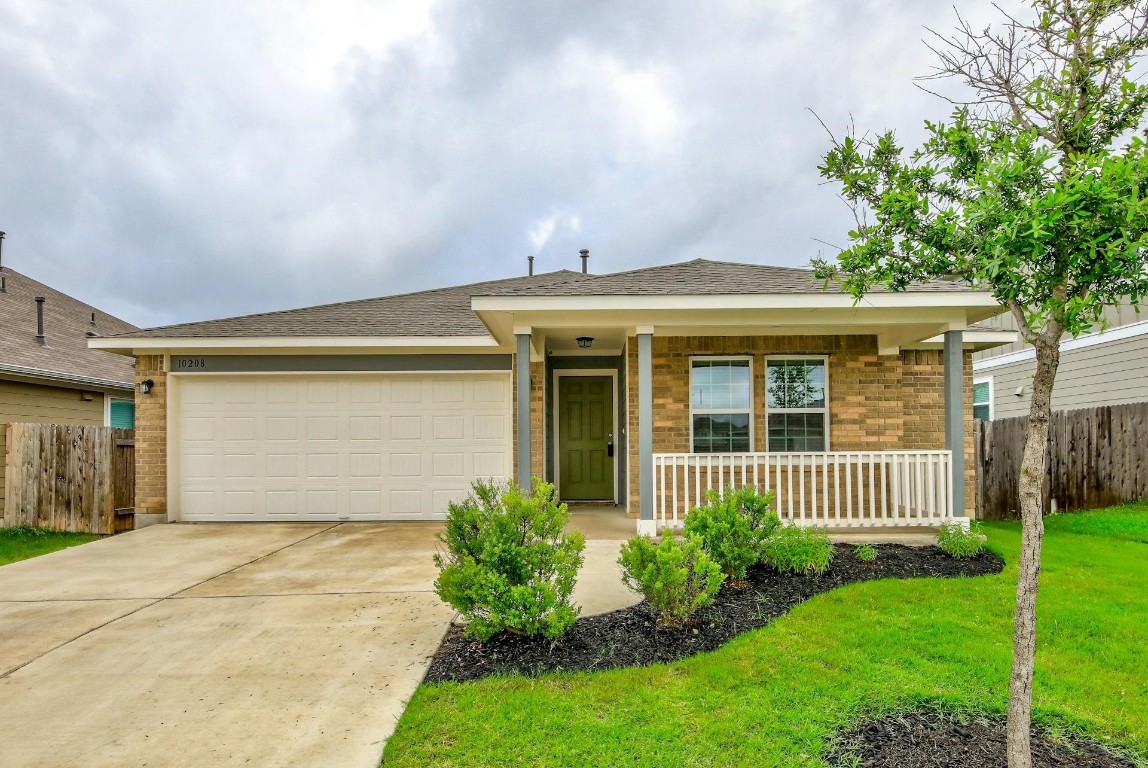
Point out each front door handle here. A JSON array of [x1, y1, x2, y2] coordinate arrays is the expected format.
[[607, 433, 614, 458]]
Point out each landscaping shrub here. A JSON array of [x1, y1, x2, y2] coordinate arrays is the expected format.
[[433, 479, 586, 640], [854, 543, 878, 563], [618, 534, 725, 627], [683, 487, 779, 584], [760, 523, 834, 575], [937, 521, 988, 558]]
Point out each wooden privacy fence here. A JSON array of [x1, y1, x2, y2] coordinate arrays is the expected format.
[[3, 423, 135, 534], [975, 401, 1148, 519]]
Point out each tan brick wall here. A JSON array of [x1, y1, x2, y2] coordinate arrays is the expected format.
[[135, 354, 167, 517], [900, 349, 976, 516], [626, 336, 976, 517], [510, 353, 545, 488]]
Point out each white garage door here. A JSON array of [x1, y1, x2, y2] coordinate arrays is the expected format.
[[175, 373, 512, 521]]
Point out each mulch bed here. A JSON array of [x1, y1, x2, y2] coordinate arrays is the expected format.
[[825, 709, 1136, 768], [424, 543, 1004, 684]]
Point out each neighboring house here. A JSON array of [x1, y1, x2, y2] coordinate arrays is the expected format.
[[91, 258, 1014, 531], [972, 301, 1148, 420], [0, 263, 139, 516]]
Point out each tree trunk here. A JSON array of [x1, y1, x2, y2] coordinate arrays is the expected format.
[[1006, 338, 1060, 768]]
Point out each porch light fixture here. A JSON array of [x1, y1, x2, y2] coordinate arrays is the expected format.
[[139, 379, 155, 395], [576, 336, 594, 349]]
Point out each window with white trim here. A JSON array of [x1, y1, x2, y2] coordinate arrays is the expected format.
[[108, 397, 135, 429], [766, 357, 828, 452], [973, 377, 993, 421], [690, 357, 753, 453]]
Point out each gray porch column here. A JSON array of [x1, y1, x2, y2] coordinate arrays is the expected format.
[[516, 332, 532, 488], [638, 331, 654, 533], [944, 330, 966, 518]]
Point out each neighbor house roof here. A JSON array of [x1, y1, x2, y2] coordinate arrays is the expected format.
[[0, 267, 138, 388], [106, 258, 979, 341]]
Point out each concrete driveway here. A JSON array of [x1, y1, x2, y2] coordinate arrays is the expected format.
[[0, 522, 454, 768]]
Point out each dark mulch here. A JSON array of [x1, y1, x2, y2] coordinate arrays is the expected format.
[[424, 543, 1004, 684], [825, 709, 1136, 768]]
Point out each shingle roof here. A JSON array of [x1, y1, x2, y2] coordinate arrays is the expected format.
[[112, 259, 975, 341], [111, 270, 592, 339], [481, 259, 969, 296], [0, 267, 138, 386]]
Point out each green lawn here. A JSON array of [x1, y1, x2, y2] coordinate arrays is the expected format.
[[0, 527, 101, 566], [1044, 501, 1148, 543], [383, 509, 1148, 767]]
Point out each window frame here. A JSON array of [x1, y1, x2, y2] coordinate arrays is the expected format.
[[105, 396, 136, 429], [688, 355, 755, 454], [764, 354, 831, 453], [973, 376, 994, 421]]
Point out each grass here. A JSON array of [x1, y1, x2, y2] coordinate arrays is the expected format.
[[383, 507, 1148, 767], [0, 527, 101, 566], [1044, 500, 1148, 543]]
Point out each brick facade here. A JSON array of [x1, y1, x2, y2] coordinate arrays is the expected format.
[[135, 354, 167, 517], [625, 335, 976, 518], [135, 339, 972, 521]]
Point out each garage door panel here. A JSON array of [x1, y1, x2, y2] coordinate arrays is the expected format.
[[266, 490, 299, 516], [349, 416, 381, 440], [177, 374, 511, 521]]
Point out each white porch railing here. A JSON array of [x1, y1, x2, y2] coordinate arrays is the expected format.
[[651, 451, 953, 530]]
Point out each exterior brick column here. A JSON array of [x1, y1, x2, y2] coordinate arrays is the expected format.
[[134, 354, 167, 522]]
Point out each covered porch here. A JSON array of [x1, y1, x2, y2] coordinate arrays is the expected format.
[[478, 284, 1009, 534]]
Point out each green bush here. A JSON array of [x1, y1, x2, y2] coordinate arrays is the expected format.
[[854, 543, 879, 563], [433, 479, 586, 640], [618, 534, 725, 627], [683, 487, 779, 583], [936, 521, 988, 558], [761, 524, 834, 576]]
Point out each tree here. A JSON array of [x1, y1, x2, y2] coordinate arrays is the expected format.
[[814, 2, 1148, 766]]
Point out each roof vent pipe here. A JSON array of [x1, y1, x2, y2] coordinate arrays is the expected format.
[[0, 230, 5, 270], [35, 296, 46, 345], [527, 254, 534, 276], [579, 248, 589, 274]]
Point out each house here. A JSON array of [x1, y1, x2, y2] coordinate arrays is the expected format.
[[972, 301, 1148, 420], [0, 257, 139, 517], [90, 256, 1014, 532]]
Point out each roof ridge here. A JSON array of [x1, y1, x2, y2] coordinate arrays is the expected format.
[[115, 268, 588, 338], [475, 258, 822, 297]]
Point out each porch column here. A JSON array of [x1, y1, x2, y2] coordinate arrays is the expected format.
[[944, 329, 966, 519], [637, 330, 655, 534], [516, 331, 532, 489]]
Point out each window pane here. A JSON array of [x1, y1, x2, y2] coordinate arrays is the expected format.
[[693, 413, 751, 453], [109, 400, 135, 429], [767, 359, 825, 409], [973, 381, 990, 405], [767, 412, 826, 452], [973, 404, 990, 421], [692, 359, 751, 410]]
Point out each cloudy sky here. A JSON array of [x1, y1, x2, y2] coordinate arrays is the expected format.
[[0, 0, 1021, 329]]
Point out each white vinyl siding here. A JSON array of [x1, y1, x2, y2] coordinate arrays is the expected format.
[[974, 331, 1148, 419]]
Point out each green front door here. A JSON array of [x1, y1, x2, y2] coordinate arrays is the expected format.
[[558, 376, 614, 500]]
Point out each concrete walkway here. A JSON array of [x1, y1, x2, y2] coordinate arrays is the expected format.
[[0, 522, 454, 768]]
